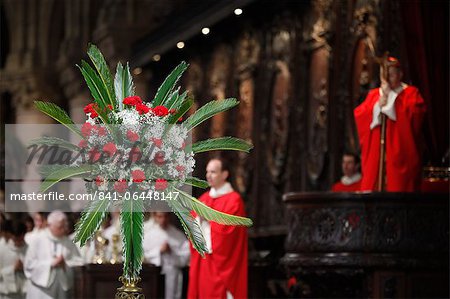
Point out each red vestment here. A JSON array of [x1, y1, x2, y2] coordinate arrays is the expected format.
[[354, 86, 426, 192], [188, 191, 248, 299], [332, 180, 361, 192]]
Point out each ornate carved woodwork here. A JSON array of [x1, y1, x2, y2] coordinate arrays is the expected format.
[[208, 45, 232, 139], [346, 0, 379, 153], [306, 49, 329, 187], [303, 0, 333, 188], [184, 58, 204, 143], [282, 192, 449, 298], [234, 32, 260, 195]]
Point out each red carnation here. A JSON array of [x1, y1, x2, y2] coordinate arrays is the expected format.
[[129, 147, 142, 163], [127, 130, 139, 142], [83, 103, 92, 114], [81, 123, 94, 137], [103, 142, 117, 157], [155, 178, 168, 191], [178, 117, 183, 122], [107, 104, 113, 110], [131, 169, 146, 183], [153, 105, 169, 117], [95, 176, 104, 186], [151, 138, 162, 148], [78, 139, 88, 148], [83, 103, 99, 118], [89, 147, 102, 163], [123, 96, 143, 106], [96, 126, 107, 136], [114, 179, 128, 193], [153, 152, 165, 166], [136, 103, 150, 115]]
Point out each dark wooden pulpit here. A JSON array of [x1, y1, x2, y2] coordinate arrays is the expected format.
[[282, 192, 449, 298], [73, 264, 164, 299]]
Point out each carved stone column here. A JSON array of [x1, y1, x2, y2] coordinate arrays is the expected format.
[[184, 59, 204, 143], [346, 1, 379, 152], [208, 45, 232, 139], [304, 0, 333, 190], [234, 33, 260, 194]]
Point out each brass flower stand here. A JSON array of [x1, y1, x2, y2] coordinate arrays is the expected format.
[[115, 276, 145, 299]]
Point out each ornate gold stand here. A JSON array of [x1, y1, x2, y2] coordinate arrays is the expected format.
[[115, 276, 145, 299]]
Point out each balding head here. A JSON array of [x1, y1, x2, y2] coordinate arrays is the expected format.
[[47, 211, 68, 238]]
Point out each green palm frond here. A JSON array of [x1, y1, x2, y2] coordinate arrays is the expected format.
[[40, 165, 92, 192], [167, 196, 208, 256], [168, 97, 194, 124], [74, 199, 111, 247], [121, 199, 144, 279], [169, 90, 188, 110], [77, 60, 110, 109], [34, 101, 82, 137], [87, 44, 115, 107], [184, 98, 239, 131], [189, 137, 253, 154], [184, 176, 209, 189], [162, 87, 180, 109], [39, 164, 71, 178], [174, 188, 253, 226], [29, 136, 80, 152], [152, 61, 188, 107], [114, 62, 135, 110]]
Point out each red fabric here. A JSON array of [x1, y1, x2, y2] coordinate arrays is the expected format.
[[354, 86, 426, 192], [331, 180, 361, 192], [188, 191, 248, 299]]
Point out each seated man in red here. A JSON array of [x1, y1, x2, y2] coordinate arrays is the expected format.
[[332, 153, 362, 192]]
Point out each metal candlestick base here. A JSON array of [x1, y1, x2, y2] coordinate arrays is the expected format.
[[115, 276, 145, 299]]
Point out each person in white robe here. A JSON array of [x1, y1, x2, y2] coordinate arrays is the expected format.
[[0, 218, 11, 248], [143, 213, 156, 232], [24, 211, 83, 299], [0, 221, 28, 299], [24, 212, 47, 246], [143, 212, 190, 299]]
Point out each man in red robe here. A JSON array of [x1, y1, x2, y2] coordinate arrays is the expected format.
[[354, 57, 426, 192], [332, 153, 362, 192], [188, 158, 248, 299]]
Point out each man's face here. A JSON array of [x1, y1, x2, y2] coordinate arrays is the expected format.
[[388, 67, 403, 89], [154, 212, 170, 230], [342, 155, 357, 177], [206, 159, 228, 189], [49, 220, 67, 238]]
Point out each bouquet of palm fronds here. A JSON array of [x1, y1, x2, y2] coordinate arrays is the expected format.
[[33, 44, 253, 283]]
